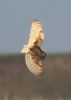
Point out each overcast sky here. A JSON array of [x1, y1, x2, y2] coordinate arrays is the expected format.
[[0, 0, 71, 54]]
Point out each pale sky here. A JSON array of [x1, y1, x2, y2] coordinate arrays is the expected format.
[[0, 0, 71, 53]]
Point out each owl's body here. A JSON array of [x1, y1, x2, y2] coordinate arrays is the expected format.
[[21, 19, 46, 76]]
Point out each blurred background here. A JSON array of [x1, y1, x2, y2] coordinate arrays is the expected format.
[[0, 0, 71, 99]]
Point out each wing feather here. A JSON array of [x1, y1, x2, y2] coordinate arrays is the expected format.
[[28, 19, 44, 48], [25, 52, 44, 76]]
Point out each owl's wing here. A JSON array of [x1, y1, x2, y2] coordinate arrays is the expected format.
[[21, 19, 44, 53], [25, 52, 44, 76], [28, 19, 44, 48]]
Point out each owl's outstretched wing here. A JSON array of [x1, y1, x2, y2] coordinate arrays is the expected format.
[[21, 19, 44, 53], [25, 52, 44, 76], [28, 19, 44, 48]]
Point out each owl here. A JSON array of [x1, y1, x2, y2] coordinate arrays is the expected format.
[[21, 19, 46, 76]]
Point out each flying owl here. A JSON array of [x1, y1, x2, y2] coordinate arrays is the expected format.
[[21, 19, 46, 76]]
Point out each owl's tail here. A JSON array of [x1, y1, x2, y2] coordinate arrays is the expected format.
[[21, 45, 29, 53]]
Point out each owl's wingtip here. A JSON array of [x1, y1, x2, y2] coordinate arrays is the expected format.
[[33, 18, 40, 22]]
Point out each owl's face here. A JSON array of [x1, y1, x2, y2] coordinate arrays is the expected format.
[[29, 45, 46, 60]]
